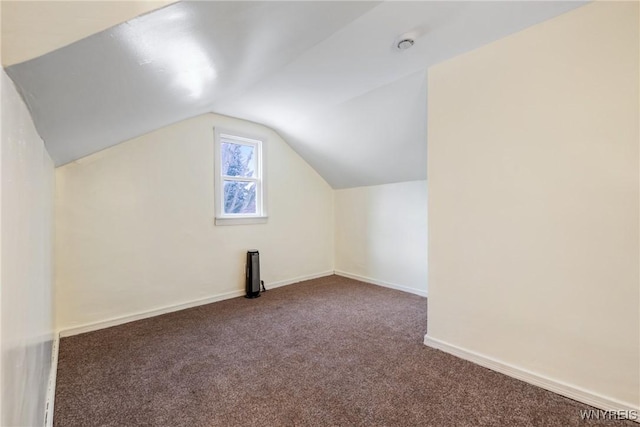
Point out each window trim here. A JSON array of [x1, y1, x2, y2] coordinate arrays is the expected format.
[[214, 128, 268, 225]]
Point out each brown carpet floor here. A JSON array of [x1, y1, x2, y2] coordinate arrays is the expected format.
[[54, 275, 634, 426]]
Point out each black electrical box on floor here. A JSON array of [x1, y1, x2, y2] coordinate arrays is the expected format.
[[245, 250, 261, 298]]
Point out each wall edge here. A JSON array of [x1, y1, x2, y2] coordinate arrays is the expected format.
[[424, 334, 640, 418], [335, 270, 427, 297]]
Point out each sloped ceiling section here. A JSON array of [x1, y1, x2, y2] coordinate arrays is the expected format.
[[6, 1, 585, 188]]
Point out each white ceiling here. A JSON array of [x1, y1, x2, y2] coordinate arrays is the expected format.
[[5, 1, 586, 188]]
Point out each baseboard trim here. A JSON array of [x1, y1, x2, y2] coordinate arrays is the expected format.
[[424, 335, 640, 418], [59, 270, 335, 338], [44, 333, 59, 427], [334, 270, 427, 297], [266, 270, 335, 290], [59, 290, 245, 337]]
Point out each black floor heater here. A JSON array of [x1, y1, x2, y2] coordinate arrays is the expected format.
[[245, 250, 264, 298]]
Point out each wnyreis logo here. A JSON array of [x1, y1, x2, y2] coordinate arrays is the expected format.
[[579, 409, 639, 421]]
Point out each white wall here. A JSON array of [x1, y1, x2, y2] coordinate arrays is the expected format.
[[1, 70, 55, 426], [55, 113, 334, 331], [335, 180, 427, 296], [426, 1, 639, 409]]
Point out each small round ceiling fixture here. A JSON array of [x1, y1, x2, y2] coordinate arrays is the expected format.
[[396, 38, 415, 51]]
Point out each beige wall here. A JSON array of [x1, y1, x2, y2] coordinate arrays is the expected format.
[[55, 113, 334, 331], [1, 69, 55, 426], [426, 1, 639, 408], [335, 181, 427, 296], [1, 1, 176, 66]]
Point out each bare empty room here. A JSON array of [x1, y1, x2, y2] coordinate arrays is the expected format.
[[1, 1, 639, 426]]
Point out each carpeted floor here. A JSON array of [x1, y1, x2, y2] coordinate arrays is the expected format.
[[54, 275, 634, 426]]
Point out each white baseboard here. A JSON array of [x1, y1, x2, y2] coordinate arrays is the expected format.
[[424, 335, 640, 419], [59, 270, 335, 337], [59, 289, 244, 337], [44, 333, 59, 427], [266, 270, 334, 290], [334, 270, 427, 297]]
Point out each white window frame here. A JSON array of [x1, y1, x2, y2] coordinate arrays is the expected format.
[[214, 128, 267, 225]]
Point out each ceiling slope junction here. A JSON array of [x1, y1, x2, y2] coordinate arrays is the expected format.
[[5, 1, 585, 188]]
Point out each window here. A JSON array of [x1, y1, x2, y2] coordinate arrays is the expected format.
[[214, 129, 267, 225]]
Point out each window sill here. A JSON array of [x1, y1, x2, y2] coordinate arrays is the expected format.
[[215, 216, 268, 226]]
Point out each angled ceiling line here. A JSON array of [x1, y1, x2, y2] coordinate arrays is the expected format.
[[3, 1, 588, 188]]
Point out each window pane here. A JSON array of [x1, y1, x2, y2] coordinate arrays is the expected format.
[[223, 180, 257, 214], [221, 141, 256, 178]]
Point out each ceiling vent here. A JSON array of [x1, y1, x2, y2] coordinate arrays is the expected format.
[[396, 38, 415, 51]]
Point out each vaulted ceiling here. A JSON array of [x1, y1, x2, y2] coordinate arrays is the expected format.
[[3, 1, 585, 188]]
